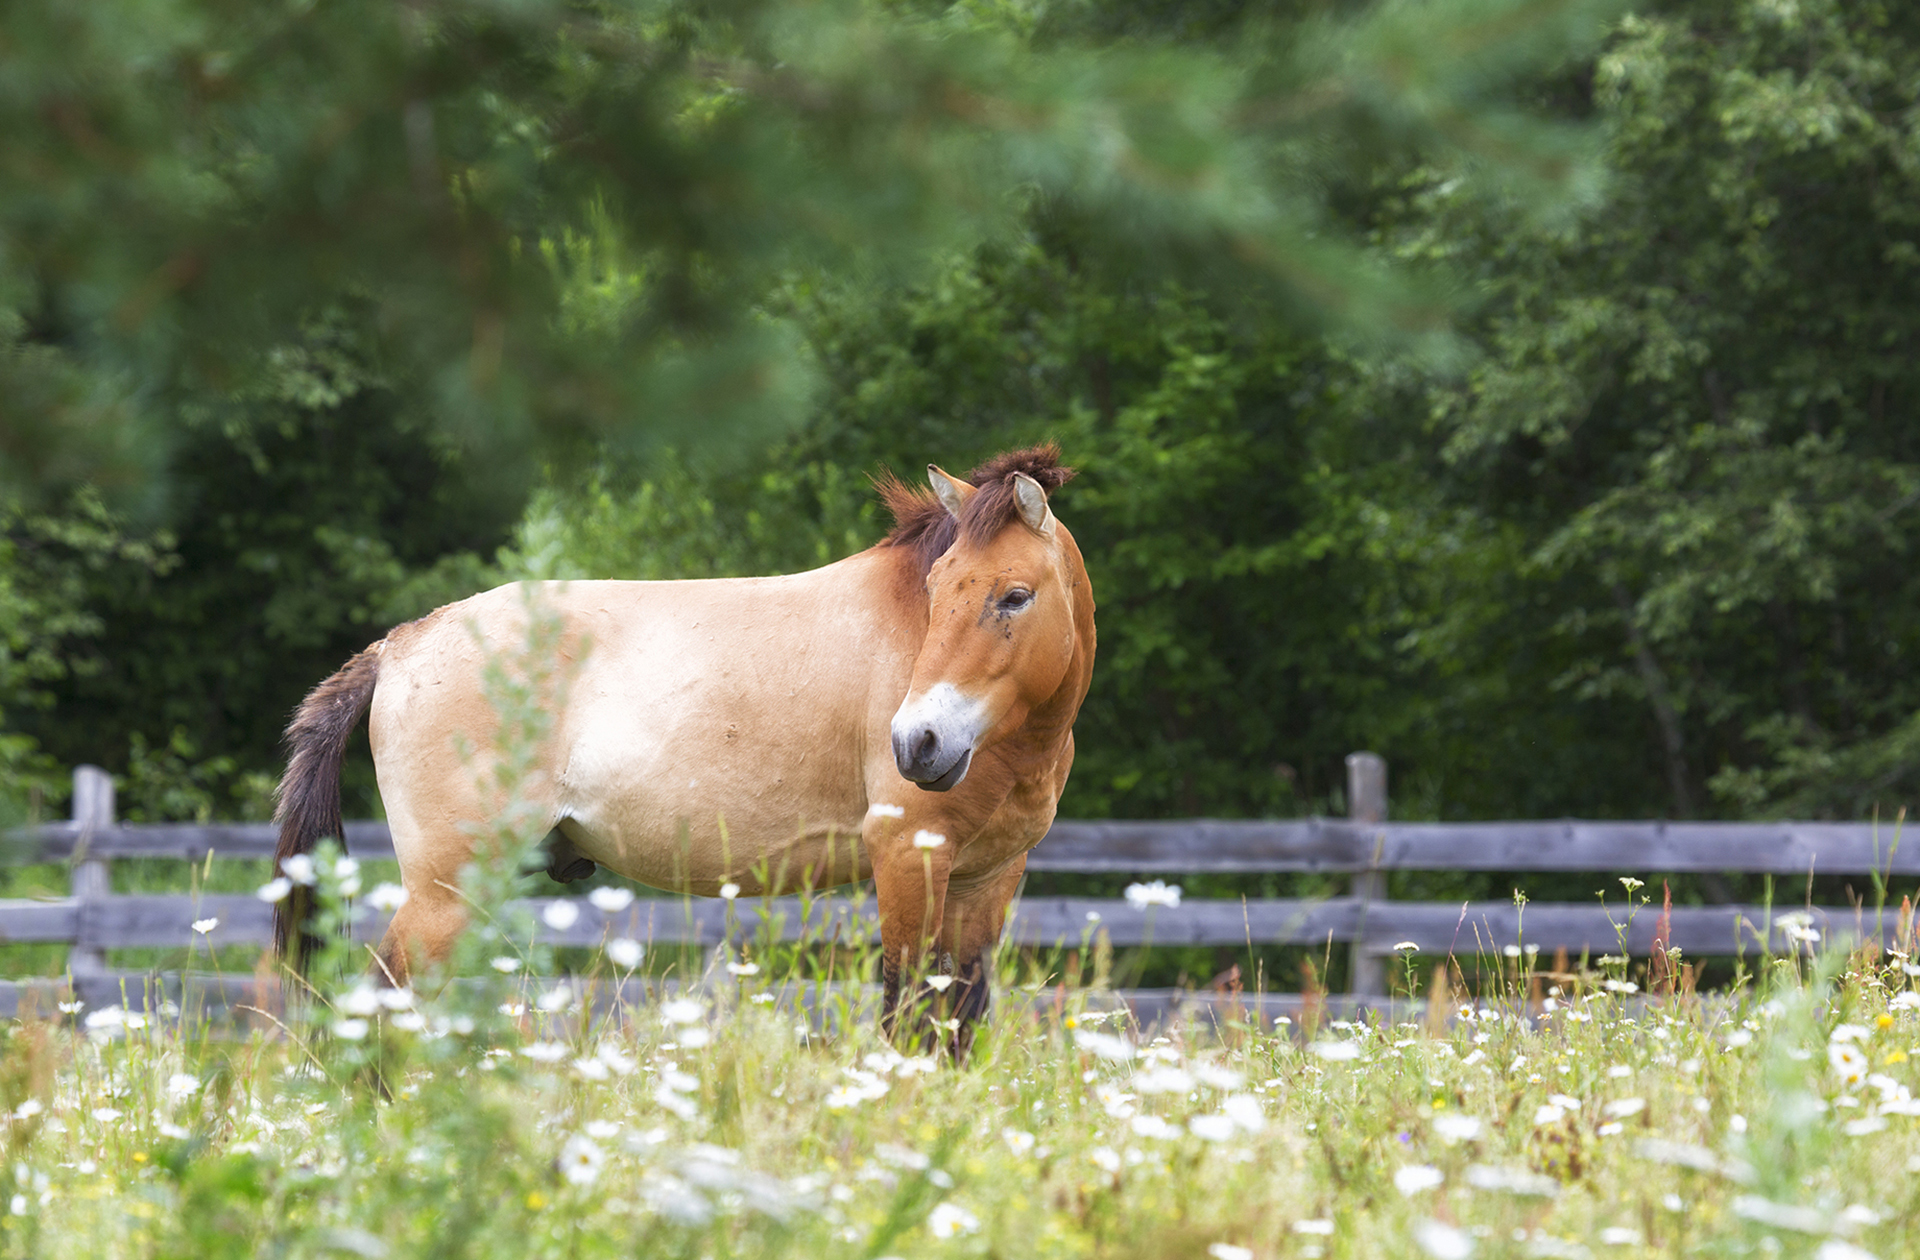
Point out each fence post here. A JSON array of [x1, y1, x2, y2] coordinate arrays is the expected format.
[[69, 765, 114, 981], [1346, 752, 1387, 997]]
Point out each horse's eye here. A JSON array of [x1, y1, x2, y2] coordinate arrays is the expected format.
[[998, 588, 1033, 611]]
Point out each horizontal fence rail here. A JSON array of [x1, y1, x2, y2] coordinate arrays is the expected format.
[[2, 758, 1912, 1018], [2, 892, 1889, 956], [1034, 819, 1917, 876], [11, 816, 1915, 875]]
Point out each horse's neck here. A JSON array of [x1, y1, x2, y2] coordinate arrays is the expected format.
[[1039, 546, 1097, 736], [1014, 627, 1096, 760]]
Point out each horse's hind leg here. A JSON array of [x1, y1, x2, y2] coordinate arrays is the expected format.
[[373, 886, 470, 988], [372, 799, 485, 987]]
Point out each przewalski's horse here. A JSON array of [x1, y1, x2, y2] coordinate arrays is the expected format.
[[274, 445, 1095, 1055]]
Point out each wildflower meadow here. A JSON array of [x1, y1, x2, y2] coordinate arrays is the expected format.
[[10, 880, 1920, 1260]]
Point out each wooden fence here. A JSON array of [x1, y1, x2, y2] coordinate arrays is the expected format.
[[3, 754, 1914, 1020]]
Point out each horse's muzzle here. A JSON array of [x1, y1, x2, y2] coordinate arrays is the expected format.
[[891, 683, 984, 792], [893, 730, 973, 792]]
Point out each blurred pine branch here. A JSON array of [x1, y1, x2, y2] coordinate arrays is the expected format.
[[0, 0, 1619, 507]]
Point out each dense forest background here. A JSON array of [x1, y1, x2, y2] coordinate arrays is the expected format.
[[6, 0, 1919, 856]]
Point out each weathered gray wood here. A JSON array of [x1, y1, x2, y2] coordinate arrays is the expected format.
[[1348, 755, 1388, 825], [1358, 901, 1888, 957], [83, 894, 325, 949], [9, 814, 1920, 876], [87, 894, 875, 950], [1367, 820, 1920, 877], [502, 897, 1348, 952], [68, 766, 114, 977], [519, 895, 883, 949], [44, 889, 1899, 958], [0, 978, 74, 1019], [1006, 898, 1361, 947], [88, 894, 1360, 953], [1033, 818, 1920, 875], [59, 970, 287, 1019], [78, 895, 873, 953], [0, 900, 81, 942], [80, 894, 1359, 951], [8, 820, 394, 863], [1347, 752, 1388, 996], [1025, 818, 1367, 872]]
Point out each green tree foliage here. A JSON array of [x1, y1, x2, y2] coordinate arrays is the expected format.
[[1381, 0, 1920, 818], [0, 492, 173, 821], [5, 319, 514, 819]]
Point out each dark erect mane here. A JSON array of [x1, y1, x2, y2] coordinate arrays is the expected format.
[[876, 443, 1077, 577]]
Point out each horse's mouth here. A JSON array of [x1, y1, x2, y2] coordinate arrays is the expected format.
[[911, 747, 972, 793]]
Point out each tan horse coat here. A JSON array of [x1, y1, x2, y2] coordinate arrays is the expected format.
[[275, 446, 1095, 1050]]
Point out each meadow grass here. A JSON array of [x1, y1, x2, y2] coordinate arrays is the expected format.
[[6, 925, 1920, 1260]]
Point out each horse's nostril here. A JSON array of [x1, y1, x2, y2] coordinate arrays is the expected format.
[[915, 729, 939, 764]]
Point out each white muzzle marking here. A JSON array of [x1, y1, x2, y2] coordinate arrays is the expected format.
[[890, 683, 989, 791]]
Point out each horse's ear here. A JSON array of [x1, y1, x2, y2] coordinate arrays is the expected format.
[[928, 464, 973, 521], [1011, 472, 1054, 536]]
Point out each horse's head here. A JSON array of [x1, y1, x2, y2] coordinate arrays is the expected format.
[[887, 450, 1093, 792]]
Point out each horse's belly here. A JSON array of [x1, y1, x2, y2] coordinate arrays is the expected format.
[[560, 744, 870, 895], [554, 658, 878, 894]]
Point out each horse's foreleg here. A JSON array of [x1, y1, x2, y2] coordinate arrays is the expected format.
[[935, 857, 1026, 1062], [871, 841, 952, 1044]]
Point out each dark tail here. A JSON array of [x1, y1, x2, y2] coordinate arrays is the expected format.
[[273, 644, 382, 967]]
